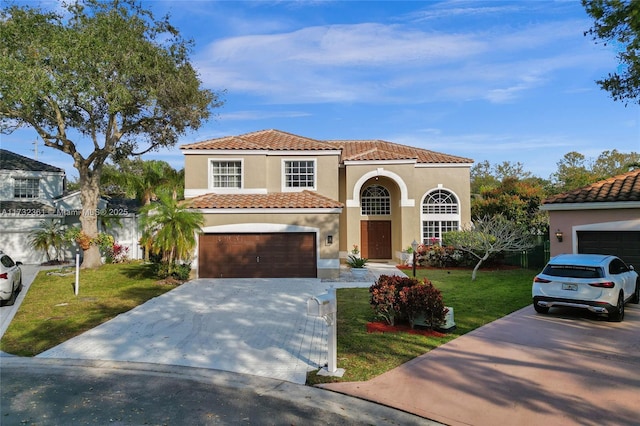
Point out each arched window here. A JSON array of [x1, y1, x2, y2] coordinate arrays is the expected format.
[[421, 189, 460, 244], [361, 185, 390, 216]]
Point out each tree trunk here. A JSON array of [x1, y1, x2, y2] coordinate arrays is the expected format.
[[79, 170, 102, 269], [471, 252, 491, 281]]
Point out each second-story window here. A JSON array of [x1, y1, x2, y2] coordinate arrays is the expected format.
[[284, 160, 315, 189], [211, 161, 242, 189], [14, 177, 40, 199]]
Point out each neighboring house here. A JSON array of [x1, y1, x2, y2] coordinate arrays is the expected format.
[[541, 169, 640, 268], [0, 149, 142, 263], [181, 129, 473, 279]]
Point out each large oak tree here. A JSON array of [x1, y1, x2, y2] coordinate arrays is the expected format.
[[0, 0, 221, 267]]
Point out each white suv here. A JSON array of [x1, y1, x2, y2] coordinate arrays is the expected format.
[[532, 254, 639, 322], [0, 252, 22, 306]]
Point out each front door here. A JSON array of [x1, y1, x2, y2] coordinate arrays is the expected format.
[[361, 220, 392, 259]]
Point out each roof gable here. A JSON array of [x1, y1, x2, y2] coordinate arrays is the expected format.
[[543, 169, 640, 205], [327, 139, 473, 164], [181, 129, 335, 151], [0, 149, 64, 173]]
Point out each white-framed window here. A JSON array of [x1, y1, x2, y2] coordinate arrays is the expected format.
[[361, 184, 391, 216], [283, 159, 316, 190], [421, 188, 460, 244], [14, 177, 39, 199], [423, 189, 458, 214], [211, 160, 242, 189]]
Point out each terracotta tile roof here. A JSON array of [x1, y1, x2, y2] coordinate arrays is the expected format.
[[328, 140, 473, 164], [543, 169, 640, 204], [181, 129, 335, 151], [181, 129, 473, 165], [185, 190, 343, 210]]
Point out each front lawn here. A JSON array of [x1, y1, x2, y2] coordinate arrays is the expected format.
[[307, 268, 535, 385], [0, 262, 179, 356]]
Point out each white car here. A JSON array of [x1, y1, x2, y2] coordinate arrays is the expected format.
[[0, 252, 22, 306], [532, 254, 639, 322]]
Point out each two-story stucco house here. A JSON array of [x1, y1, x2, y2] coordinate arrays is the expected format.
[[181, 129, 473, 279]]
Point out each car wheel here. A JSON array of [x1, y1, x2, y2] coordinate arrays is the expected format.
[[631, 279, 640, 304], [533, 303, 549, 314], [4, 285, 16, 307], [609, 292, 625, 322]]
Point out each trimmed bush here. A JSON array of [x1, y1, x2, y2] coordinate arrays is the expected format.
[[398, 280, 446, 329], [370, 274, 446, 329]]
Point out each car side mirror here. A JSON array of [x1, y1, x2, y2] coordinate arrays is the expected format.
[[629, 265, 635, 271], [16, 261, 22, 266]]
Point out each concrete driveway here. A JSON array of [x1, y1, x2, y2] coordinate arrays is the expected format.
[[37, 265, 400, 384], [322, 304, 640, 425]]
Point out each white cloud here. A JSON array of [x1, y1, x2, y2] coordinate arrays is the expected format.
[[194, 11, 612, 106]]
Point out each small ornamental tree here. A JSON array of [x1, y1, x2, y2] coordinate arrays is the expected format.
[[444, 215, 535, 281]]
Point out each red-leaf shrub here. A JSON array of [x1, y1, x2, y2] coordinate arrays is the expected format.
[[398, 280, 446, 329], [369, 275, 421, 326]]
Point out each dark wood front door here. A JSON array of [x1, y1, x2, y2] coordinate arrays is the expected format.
[[361, 220, 392, 259], [198, 232, 316, 278]]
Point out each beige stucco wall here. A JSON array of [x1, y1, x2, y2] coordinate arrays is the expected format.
[[339, 162, 471, 262], [196, 211, 341, 279], [548, 208, 640, 257], [183, 153, 340, 199]]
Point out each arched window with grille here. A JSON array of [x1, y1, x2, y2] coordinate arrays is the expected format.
[[361, 184, 391, 216], [421, 189, 460, 244]]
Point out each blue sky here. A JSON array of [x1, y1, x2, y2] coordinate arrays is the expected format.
[[3, 0, 639, 180]]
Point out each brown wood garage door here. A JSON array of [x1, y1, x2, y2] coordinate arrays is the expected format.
[[198, 232, 317, 278], [577, 231, 640, 269]]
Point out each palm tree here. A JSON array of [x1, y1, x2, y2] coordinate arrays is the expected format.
[[101, 159, 171, 205], [29, 220, 65, 263], [140, 194, 204, 267]]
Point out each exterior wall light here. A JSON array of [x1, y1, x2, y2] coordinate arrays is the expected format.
[[555, 230, 563, 242]]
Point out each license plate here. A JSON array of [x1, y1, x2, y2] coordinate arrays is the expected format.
[[562, 283, 578, 291]]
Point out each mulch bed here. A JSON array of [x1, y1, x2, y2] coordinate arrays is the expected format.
[[366, 321, 446, 337]]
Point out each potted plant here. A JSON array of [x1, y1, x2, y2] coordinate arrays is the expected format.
[[347, 254, 369, 277]]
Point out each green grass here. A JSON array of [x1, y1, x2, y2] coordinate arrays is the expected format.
[[0, 262, 179, 356], [307, 267, 536, 385]]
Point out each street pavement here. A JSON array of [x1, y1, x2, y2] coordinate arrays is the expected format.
[[1, 356, 433, 425]]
